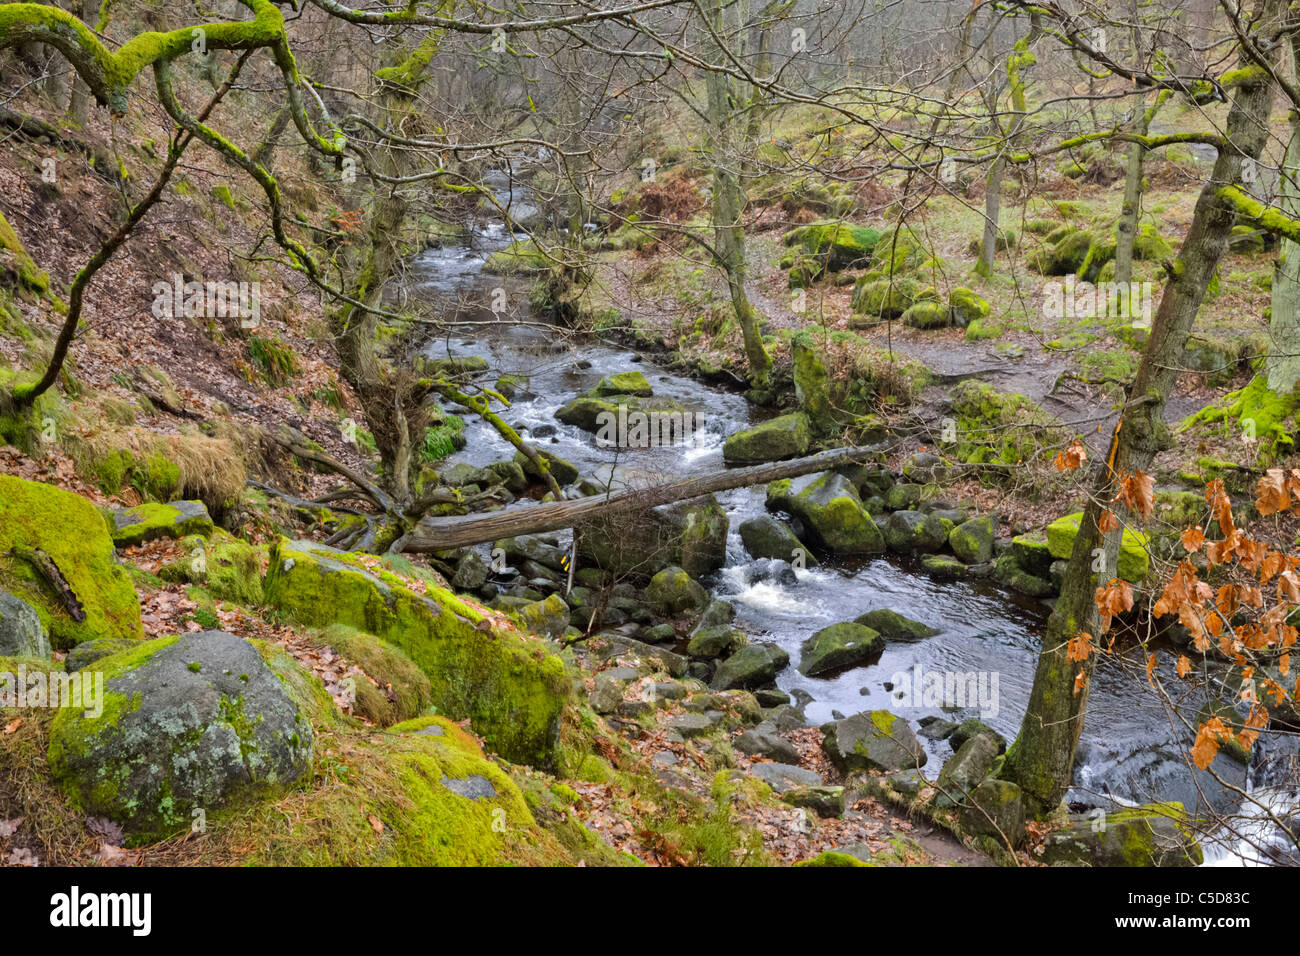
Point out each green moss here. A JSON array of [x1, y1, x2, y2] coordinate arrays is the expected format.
[[0, 211, 49, 297], [1179, 375, 1299, 462], [0, 476, 143, 648], [949, 380, 1061, 466], [263, 539, 569, 767], [1046, 512, 1150, 582], [158, 530, 264, 607], [795, 850, 871, 867]]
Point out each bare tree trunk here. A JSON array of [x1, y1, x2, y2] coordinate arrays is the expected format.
[[1004, 0, 1283, 818]]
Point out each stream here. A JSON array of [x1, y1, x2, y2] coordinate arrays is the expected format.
[[403, 171, 1298, 865]]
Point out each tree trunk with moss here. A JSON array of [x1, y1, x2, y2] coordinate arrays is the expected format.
[[976, 24, 1039, 278], [704, 0, 771, 390], [1004, 4, 1283, 818]]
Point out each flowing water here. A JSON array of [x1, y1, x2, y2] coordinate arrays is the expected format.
[[404, 177, 1297, 864]]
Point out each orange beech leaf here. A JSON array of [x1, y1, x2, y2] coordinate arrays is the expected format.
[[1054, 441, 1088, 471], [1099, 509, 1120, 533], [1176, 655, 1192, 678], [1067, 631, 1094, 663], [1192, 718, 1231, 770], [1146, 652, 1158, 687], [1181, 527, 1206, 553], [1073, 669, 1087, 697], [1257, 469, 1291, 516], [1115, 470, 1155, 521]]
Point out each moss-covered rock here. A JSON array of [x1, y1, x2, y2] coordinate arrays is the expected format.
[[767, 471, 884, 555], [722, 413, 811, 464], [645, 565, 709, 615], [1133, 223, 1174, 261], [850, 276, 926, 319], [949, 380, 1061, 465], [312, 624, 432, 727], [576, 495, 729, 578], [0, 476, 143, 649], [958, 778, 1025, 845], [948, 287, 990, 327], [110, 501, 215, 548], [949, 515, 995, 563], [48, 631, 313, 842], [263, 539, 568, 767], [158, 530, 264, 607], [0, 210, 50, 297], [994, 553, 1053, 596], [737, 514, 817, 565], [799, 622, 883, 676], [883, 510, 949, 554], [821, 710, 926, 773], [483, 239, 550, 276], [783, 220, 881, 271], [1030, 229, 1093, 275], [514, 448, 580, 486], [1046, 512, 1150, 582], [1039, 802, 1203, 866], [712, 643, 788, 690], [588, 370, 652, 398], [791, 333, 837, 436], [902, 300, 950, 329], [853, 608, 939, 641]]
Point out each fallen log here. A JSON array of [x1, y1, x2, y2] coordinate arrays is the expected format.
[[393, 441, 892, 553]]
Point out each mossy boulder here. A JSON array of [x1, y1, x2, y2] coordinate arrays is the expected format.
[[1133, 224, 1174, 261], [483, 239, 550, 276], [738, 514, 817, 565], [0, 588, 48, 658], [0, 475, 143, 648], [645, 566, 709, 615], [959, 778, 1026, 844], [1046, 512, 1150, 582], [766, 471, 885, 555], [576, 495, 729, 578], [935, 732, 1000, 809], [686, 625, 748, 660], [1030, 229, 1093, 275], [949, 515, 995, 563], [791, 333, 837, 436], [948, 287, 990, 327], [712, 642, 788, 690], [722, 413, 811, 464], [853, 608, 939, 642], [1039, 802, 1203, 866], [799, 622, 883, 676], [159, 531, 264, 607], [850, 276, 925, 319], [514, 448, 579, 486], [994, 553, 1053, 596], [883, 510, 950, 554], [902, 300, 950, 329], [588, 370, 652, 397], [1010, 533, 1054, 577], [516, 594, 571, 640], [821, 710, 926, 773], [783, 221, 881, 271], [48, 631, 313, 842], [263, 539, 568, 767], [949, 380, 1060, 465]]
